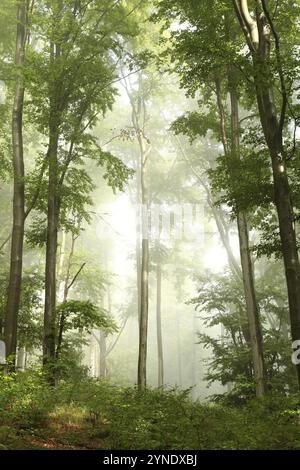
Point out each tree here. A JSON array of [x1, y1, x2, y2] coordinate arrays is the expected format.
[[231, 0, 300, 387], [155, 0, 266, 396], [25, 0, 136, 373], [4, 0, 28, 364], [122, 71, 152, 391], [227, 72, 266, 396], [55, 299, 117, 357], [152, 242, 170, 388], [191, 266, 297, 401]]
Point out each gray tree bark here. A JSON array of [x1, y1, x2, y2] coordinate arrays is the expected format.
[[233, 0, 300, 388], [99, 330, 107, 378], [230, 82, 266, 397], [215, 73, 266, 397], [123, 73, 151, 391], [5, 0, 28, 364], [156, 263, 164, 387]]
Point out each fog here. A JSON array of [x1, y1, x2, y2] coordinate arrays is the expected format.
[[71, 82, 240, 399]]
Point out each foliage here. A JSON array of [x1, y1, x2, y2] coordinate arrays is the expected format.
[[23, 0, 137, 246], [0, 267, 43, 349], [2, 373, 300, 450], [190, 269, 298, 402], [0, 370, 56, 430], [56, 300, 117, 335]]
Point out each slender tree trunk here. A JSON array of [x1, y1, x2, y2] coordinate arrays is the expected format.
[[123, 76, 151, 392], [99, 284, 112, 378], [43, 129, 59, 369], [99, 330, 107, 378], [56, 233, 81, 359], [57, 230, 66, 300], [138, 235, 149, 390], [5, 1, 27, 364], [176, 310, 182, 387], [230, 84, 266, 397], [156, 262, 164, 387], [136, 211, 142, 324], [236, 211, 266, 395], [137, 126, 151, 391], [42, 29, 62, 377], [174, 133, 242, 279], [215, 76, 266, 397], [122, 74, 151, 391], [191, 311, 199, 399], [135, 163, 142, 325]]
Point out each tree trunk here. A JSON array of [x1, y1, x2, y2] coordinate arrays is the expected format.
[[236, 212, 266, 395], [174, 133, 242, 280], [137, 126, 150, 391], [135, 161, 142, 325], [262, 97, 300, 387], [138, 235, 149, 390], [123, 75, 151, 392], [191, 311, 199, 399], [176, 310, 182, 387], [43, 129, 59, 369], [43, 32, 62, 376], [215, 74, 266, 397], [99, 330, 107, 378], [55, 233, 80, 360], [230, 85, 266, 397], [233, 0, 300, 390], [5, 1, 27, 365], [156, 262, 164, 387], [57, 230, 66, 300]]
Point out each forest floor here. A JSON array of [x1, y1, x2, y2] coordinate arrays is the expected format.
[[1, 372, 300, 450], [4, 397, 300, 451], [2, 407, 109, 450]]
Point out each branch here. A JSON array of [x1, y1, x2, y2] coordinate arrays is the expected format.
[[67, 262, 86, 291], [24, 159, 47, 220], [106, 315, 129, 356], [239, 0, 259, 48], [239, 113, 259, 124], [232, 0, 256, 52], [0, 234, 11, 253], [260, 0, 287, 136]]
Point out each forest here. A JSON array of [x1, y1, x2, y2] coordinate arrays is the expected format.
[[0, 0, 300, 453]]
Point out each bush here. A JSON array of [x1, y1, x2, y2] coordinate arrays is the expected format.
[[1, 372, 300, 450], [67, 379, 300, 449], [0, 370, 56, 429]]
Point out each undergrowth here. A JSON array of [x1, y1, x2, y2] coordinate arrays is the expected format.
[[0, 371, 300, 450]]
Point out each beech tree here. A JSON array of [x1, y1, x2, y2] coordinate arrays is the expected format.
[[122, 71, 152, 391], [24, 0, 136, 374], [4, 1, 28, 363], [229, 0, 300, 387], [155, 0, 266, 397]]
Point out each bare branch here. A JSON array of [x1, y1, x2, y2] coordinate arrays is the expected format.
[[106, 315, 129, 356], [67, 262, 86, 291], [24, 159, 47, 220], [0, 234, 11, 254]]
